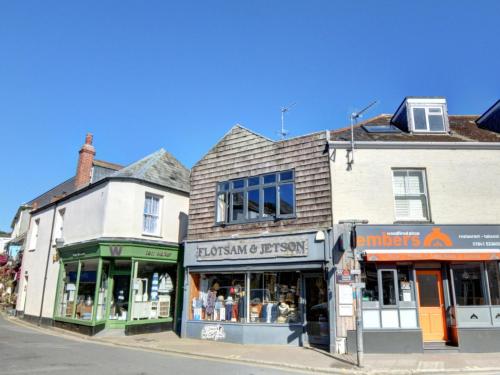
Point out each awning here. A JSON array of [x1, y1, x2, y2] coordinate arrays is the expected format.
[[364, 249, 500, 262]]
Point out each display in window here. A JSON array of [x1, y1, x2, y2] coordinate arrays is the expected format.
[[75, 260, 98, 320], [191, 274, 245, 322], [191, 272, 302, 323], [131, 262, 176, 321]]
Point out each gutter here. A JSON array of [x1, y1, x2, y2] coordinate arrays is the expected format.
[[328, 140, 500, 150]]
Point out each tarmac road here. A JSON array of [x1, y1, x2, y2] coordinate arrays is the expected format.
[[0, 315, 308, 375]]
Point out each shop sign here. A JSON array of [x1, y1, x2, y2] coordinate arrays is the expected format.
[[336, 269, 354, 283], [355, 225, 500, 251], [195, 235, 309, 261]]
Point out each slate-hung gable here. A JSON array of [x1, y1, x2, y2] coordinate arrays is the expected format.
[[183, 125, 333, 347], [188, 125, 332, 240]]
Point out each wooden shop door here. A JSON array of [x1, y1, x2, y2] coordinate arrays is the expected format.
[[416, 269, 447, 342]]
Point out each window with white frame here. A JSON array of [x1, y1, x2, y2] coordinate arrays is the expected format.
[[143, 194, 161, 235], [392, 169, 430, 221], [30, 219, 40, 250], [411, 106, 446, 132], [215, 170, 295, 225], [54, 208, 65, 240]]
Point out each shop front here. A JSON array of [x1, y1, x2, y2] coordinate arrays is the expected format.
[[182, 231, 331, 346], [349, 224, 500, 353], [55, 241, 182, 335]]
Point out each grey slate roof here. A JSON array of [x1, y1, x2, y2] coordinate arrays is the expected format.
[[111, 149, 190, 194], [28, 176, 77, 209], [330, 114, 500, 143]]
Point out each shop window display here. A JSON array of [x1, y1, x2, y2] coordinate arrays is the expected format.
[[487, 262, 500, 305], [452, 264, 485, 306], [96, 261, 110, 321], [75, 260, 98, 320], [362, 263, 379, 302], [56, 262, 78, 318], [397, 266, 414, 302], [131, 261, 176, 320], [190, 273, 246, 322], [249, 272, 301, 323]]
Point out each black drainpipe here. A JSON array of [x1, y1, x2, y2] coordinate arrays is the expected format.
[[38, 204, 58, 326]]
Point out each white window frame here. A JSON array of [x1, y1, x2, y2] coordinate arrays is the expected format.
[[392, 169, 431, 222], [143, 193, 162, 236], [29, 219, 40, 250], [410, 106, 447, 133], [54, 208, 65, 241]]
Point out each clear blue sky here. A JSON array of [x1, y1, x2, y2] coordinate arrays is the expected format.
[[1, 1, 499, 231]]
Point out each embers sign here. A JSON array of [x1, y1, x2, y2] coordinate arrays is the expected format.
[[196, 234, 309, 261]]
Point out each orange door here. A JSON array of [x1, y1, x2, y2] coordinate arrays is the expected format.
[[416, 270, 447, 342]]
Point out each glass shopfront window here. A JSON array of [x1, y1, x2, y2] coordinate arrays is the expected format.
[[249, 272, 301, 324], [56, 262, 78, 318], [452, 264, 486, 306], [190, 271, 305, 324], [96, 261, 110, 321], [190, 273, 246, 322], [381, 270, 397, 306], [398, 266, 414, 303], [75, 260, 98, 320], [362, 263, 379, 302], [487, 262, 500, 305], [131, 261, 176, 320]]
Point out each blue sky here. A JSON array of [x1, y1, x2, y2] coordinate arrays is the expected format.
[[1, 1, 499, 231]]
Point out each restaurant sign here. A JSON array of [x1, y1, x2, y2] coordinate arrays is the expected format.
[[195, 235, 309, 261], [355, 225, 500, 251]]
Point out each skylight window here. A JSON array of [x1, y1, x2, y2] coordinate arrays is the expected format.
[[363, 124, 401, 133]]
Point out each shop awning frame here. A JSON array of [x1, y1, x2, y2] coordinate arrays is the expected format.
[[363, 249, 500, 262]]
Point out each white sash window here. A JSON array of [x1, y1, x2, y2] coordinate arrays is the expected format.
[[392, 169, 430, 221], [143, 194, 161, 235]]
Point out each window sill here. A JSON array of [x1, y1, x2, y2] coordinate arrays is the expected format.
[[214, 215, 297, 227], [393, 220, 433, 224], [142, 233, 163, 239]]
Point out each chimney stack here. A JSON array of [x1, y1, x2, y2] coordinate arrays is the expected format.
[[75, 133, 95, 189]]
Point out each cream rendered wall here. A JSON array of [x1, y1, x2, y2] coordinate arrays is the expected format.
[[103, 180, 189, 243], [16, 184, 109, 318], [330, 147, 500, 224], [58, 185, 109, 244], [16, 208, 59, 317]]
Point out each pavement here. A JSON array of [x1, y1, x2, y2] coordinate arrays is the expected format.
[[4, 314, 500, 375]]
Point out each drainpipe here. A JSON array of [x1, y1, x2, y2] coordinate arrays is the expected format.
[[38, 204, 58, 326]]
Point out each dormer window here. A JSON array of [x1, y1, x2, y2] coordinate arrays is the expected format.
[[391, 97, 449, 134], [412, 106, 445, 132]]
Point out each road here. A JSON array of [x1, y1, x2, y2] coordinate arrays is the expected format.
[[0, 316, 307, 375]]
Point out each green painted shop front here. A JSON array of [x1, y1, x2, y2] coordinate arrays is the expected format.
[[54, 241, 183, 335]]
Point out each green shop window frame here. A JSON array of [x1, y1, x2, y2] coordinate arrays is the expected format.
[[54, 257, 177, 328]]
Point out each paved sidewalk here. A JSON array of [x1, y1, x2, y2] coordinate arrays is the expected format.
[[6, 315, 500, 374]]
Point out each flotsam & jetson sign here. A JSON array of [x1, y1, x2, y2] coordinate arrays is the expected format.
[[195, 235, 309, 261]]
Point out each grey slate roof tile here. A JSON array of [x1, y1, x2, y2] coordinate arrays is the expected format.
[[111, 149, 190, 193]]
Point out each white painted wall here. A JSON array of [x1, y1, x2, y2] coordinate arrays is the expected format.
[[16, 207, 60, 317], [330, 147, 500, 225], [103, 180, 189, 243], [16, 179, 189, 318]]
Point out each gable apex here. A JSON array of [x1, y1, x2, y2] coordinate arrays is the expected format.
[[193, 124, 274, 168]]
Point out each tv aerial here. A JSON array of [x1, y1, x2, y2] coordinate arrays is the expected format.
[[279, 102, 296, 140], [348, 100, 378, 168]]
